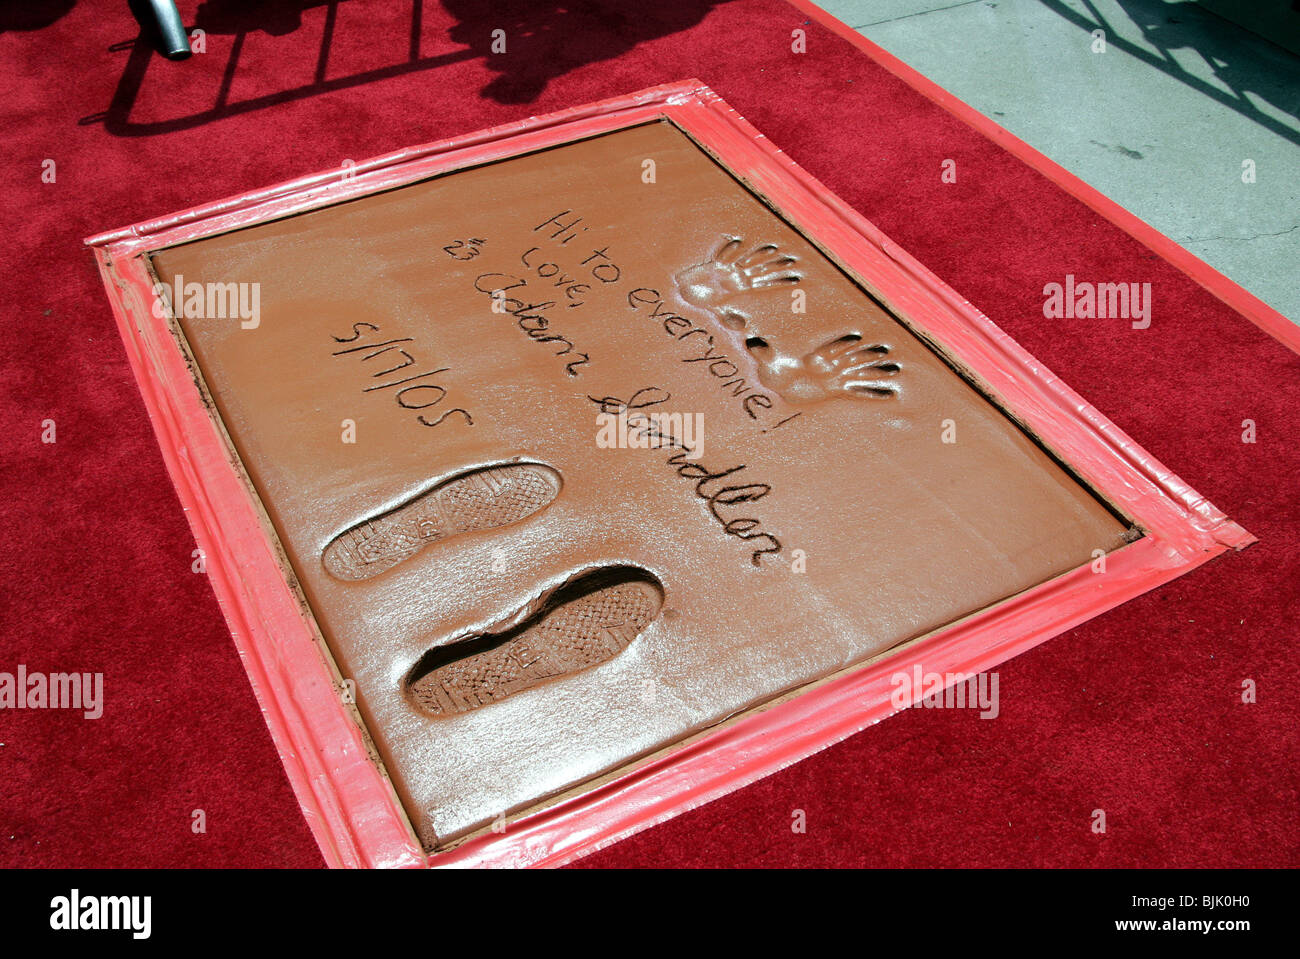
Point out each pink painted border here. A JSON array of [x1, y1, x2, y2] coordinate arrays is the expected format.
[[781, 0, 1300, 355], [87, 80, 1252, 869]]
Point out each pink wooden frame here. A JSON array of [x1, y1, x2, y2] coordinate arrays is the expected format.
[[86, 80, 1253, 868]]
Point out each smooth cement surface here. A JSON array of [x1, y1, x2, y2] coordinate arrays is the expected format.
[[151, 120, 1129, 846]]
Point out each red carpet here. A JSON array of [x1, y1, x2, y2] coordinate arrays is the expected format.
[[1, 0, 1296, 868]]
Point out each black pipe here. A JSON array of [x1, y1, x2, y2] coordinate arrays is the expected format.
[[145, 0, 191, 60]]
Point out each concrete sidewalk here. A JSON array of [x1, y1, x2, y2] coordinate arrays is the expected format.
[[814, 0, 1300, 324]]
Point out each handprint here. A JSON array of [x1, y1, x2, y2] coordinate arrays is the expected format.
[[747, 333, 902, 403], [675, 236, 801, 329]]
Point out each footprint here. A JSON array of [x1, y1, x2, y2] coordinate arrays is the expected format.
[[406, 568, 663, 716], [746, 333, 902, 403], [322, 463, 561, 581]]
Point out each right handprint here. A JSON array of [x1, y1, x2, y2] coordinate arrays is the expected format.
[[746, 333, 903, 403]]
